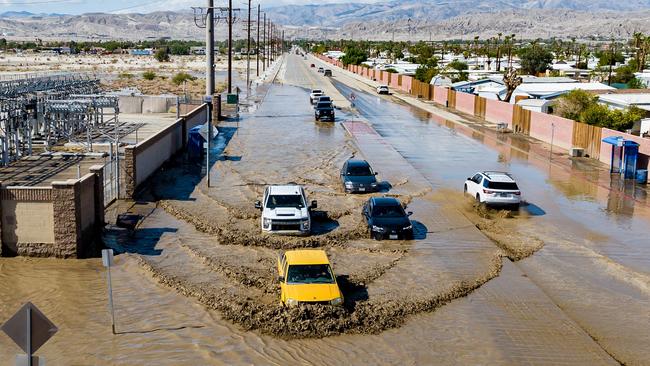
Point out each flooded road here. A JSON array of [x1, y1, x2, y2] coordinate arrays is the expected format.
[[322, 61, 650, 364], [0, 53, 646, 365]]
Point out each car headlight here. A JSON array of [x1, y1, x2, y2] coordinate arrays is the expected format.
[[330, 297, 343, 306], [372, 225, 386, 232], [370, 182, 377, 187], [263, 218, 271, 228], [403, 224, 413, 230], [286, 298, 299, 307], [345, 181, 354, 188], [301, 220, 310, 230]]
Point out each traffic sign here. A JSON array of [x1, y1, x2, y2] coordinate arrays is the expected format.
[[1, 302, 58, 354]]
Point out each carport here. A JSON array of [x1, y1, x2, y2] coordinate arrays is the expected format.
[[602, 136, 640, 179]]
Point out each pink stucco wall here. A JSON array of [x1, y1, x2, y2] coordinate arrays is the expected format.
[[484, 99, 514, 128], [433, 86, 448, 105], [401, 76, 412, 92], [529, 112, 574, 151], [455, 92, 475, 115], [390, 73, 399, 87]]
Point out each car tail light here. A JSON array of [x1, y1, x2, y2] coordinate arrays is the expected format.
[[483, 189, 494, 195], [514, 191, 521, 195]]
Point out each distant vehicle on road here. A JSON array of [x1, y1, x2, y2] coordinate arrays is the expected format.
[[340, 159, 378, 193], [314, 95, 332, 107], [317, 67, 324, 73], [314, 101, 335, 121], [277, 249, 344, 307], [310, 63, 315, 68], [464, 171, 521, 208], [376, 85, 389, 94], [255, 185, 317, 236], [362, 197, 413, 240], [324, 69, 332, 76], [309, 89, 323, 104]]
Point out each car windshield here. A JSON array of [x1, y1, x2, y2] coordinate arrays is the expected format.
[[319, 97, 331, 101], [485, 181, 519, 190], [372, 204, 406, 218], [316, 102, 332, 109], [286, 264, 335, 284], [347, 165, 372, 176], [312, 90, 322, 94], [266, 194, 304, 209]]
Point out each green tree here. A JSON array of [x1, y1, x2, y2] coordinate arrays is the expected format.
[[155, 48, 170, 62], [340, 46, 368, 66], [414, 57, 439, 83], [519, 46, 553, 75], [597, 50, 625, 67], [554, 89, 598, 121], [447, 60, 468, 82], [627, 77, 645, 89]]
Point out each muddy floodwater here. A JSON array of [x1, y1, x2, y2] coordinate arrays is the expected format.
[[0, 54, 647, 365]]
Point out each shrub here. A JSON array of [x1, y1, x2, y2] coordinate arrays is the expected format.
[[155, 49, 170, 62], [118, 72, 133, 79], [142, 70, 156, 80], [172, 72, 195, 85]]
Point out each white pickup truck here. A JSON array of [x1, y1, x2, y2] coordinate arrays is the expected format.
[[255, 185, 317, 235]]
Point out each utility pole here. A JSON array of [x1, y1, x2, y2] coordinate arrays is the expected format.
[[257, 5, 261, 77], [282, 30, 284, 55], [206, 0, 214, 187], [262, 13, 267, 71], [608, 39, 615, 86], [227, 0, 233, 94], [246, 0, 251, 92]]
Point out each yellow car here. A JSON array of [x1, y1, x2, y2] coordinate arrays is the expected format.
[[277, 249, 344, 306]]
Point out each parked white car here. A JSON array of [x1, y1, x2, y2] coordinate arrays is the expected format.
[[309, 89, 323, 104], [464, 171, 521, 208], [376, 85, 389, 94], [255, 185, 317, 235]]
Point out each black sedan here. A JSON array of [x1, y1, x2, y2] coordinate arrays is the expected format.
[[314, 101, 335, 121], [362, 197, 413, 240], [340, 159, 378, 193]]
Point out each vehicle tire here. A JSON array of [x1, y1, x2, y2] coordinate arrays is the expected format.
[[475, 193, 482, 204], [373, 232, 383, 241], [463, 184, 468, 195]]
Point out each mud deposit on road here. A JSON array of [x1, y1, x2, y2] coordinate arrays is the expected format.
[[123, 84, 528, 338]]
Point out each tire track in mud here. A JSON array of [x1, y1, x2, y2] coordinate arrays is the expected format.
[[136, 252, 504, 339]]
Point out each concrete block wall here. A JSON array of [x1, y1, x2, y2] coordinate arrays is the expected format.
[[124, 103, 208, 197], [119, 95, 177, 114], [433, 86, 448, 105]]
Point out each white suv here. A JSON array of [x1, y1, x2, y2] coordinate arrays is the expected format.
[[376, 85, 389, 94], [309, 89, 323, 104], [255, 185, 317, 235], [464, 171, 521, 207]]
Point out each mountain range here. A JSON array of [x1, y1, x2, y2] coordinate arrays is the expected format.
[[1, 0, 650, 41]]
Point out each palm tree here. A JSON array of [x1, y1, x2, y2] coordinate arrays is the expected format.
[[496, 32, 503, 71]]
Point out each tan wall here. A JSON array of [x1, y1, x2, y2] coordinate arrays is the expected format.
[[1, 201, 55, 245], [135, 123, 184, 186], [78, 174, 96, 232]]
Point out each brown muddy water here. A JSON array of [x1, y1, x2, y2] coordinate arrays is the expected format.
[[0, 57, 633, 364]]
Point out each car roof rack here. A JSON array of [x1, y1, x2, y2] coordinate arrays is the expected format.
[[482, 171, 512, 180]]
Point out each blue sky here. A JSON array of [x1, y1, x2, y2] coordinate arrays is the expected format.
[[1, 0, 384, 14]]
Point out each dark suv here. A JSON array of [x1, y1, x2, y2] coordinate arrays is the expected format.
[[362, 197, 413, 240], [340, 159, 378, 193], [314, 101, 335, 121]]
